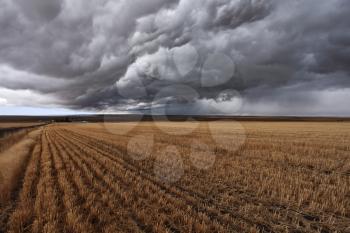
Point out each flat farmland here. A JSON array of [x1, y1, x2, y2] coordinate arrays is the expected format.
[[0, 121, 350, 233], [0, 123, 44, 129]]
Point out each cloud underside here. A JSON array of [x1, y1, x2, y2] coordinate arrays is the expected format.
[[0, 0, 349, 115]]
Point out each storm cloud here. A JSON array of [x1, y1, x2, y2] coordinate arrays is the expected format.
[[0, 0, 349, 115]]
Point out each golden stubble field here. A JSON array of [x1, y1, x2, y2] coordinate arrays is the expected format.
[[0, 121, 349, 233], [0, 123, 44, 129]]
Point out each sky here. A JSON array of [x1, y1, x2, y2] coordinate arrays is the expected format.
[[0, 0, 349, 116]]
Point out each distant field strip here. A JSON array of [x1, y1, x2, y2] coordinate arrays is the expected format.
[[0, 123, 47, 139], [1, 122, 349, 233]]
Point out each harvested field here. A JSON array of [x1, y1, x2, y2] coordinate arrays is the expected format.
[[0, 123, 44, 129], [0, 123, 46, 152], [0, 121, 349, 233]]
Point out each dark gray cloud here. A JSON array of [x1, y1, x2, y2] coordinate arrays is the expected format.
[[0, 0, 349, 115], [14, 0, 62, 22]]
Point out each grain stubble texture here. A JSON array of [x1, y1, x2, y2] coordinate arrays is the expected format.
[[0, 122, 349, 233]]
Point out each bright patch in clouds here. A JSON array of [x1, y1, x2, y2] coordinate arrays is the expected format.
[[0, 97, 8, 106], [0, 87, 61, 107]]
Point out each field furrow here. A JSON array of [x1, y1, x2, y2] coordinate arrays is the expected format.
[[0, 129, 42, 233], [31, 130, 64, 233], [51, 129, 145, 233], [54, 127, 261, 232], [7, 136, 42, 233], [58, 127, 277, 232], [46, 131, 97, 233], [53, 128, 227, 232]]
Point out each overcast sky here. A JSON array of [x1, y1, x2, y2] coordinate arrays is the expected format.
[[0, 0, 349, 116]]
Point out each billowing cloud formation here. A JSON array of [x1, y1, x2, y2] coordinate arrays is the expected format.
[[0, 0, 349, 115]]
